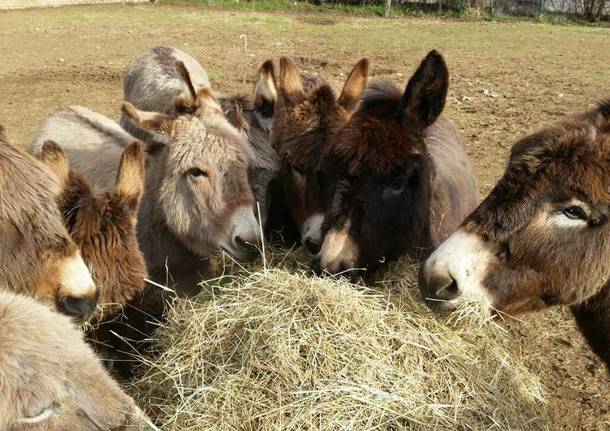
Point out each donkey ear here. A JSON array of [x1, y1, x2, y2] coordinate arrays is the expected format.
[[195, 88, 223, 116], [41, 140, 70, 187], [337, 58, 369, 112], [112, 141, 145, 216], [399, 50, 449, 129], [254, 59, 277, 117], [121, 102, 173, 132], [175, 60, 198, 100], [279, 57, 304, 96]]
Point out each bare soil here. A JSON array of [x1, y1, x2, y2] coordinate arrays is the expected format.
[[0, 4, 608, 429]]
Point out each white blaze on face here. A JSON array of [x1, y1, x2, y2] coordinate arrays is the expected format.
[[422, 228, 494, 305], [58, 251, 96, 298], [318, 219, 359, 273], [301, 213, 324, 247]]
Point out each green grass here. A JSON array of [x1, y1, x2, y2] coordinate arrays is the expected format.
[[163, 0, 609, 25]]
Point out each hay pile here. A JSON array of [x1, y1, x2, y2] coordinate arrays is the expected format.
[[131, 261, 551, 430]]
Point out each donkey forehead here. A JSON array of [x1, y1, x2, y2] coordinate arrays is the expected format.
[[169, 118, 249, 167], [332, 116, 422, 175]]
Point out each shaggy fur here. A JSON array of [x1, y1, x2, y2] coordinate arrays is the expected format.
[[316, 51, 478, 276], [271, 57, 369, 247], [422, 100, 610, 370], [464, 100, 610, 369], [0, 290, 150, 430], [31, 102, 257, 293], [39, 140, 148, 323], [122, 47, 279, 229], [0, 131, 97, 318]]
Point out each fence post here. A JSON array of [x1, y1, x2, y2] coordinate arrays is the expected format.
[[384, 0, 392, 17]]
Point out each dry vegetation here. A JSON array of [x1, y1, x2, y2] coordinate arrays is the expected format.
[[131, 257, 550, 430], [0, 4, 608, 429]]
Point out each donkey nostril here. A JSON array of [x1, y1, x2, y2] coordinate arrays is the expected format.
[[234, 235, 257, 251], [303, 238, 321, 255], [434, 278, 460, 301], [57, 296, 95, 321]]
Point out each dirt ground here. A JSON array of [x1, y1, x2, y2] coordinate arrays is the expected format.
[[0, 4, 608, 429]]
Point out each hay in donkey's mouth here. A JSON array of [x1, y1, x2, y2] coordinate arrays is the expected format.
[[130, 260, 550, 430]]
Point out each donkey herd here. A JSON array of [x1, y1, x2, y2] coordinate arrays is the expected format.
[[0, 45, 608, 428]]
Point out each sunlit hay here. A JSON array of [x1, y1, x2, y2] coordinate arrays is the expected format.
[[131, 256, 551, 430]]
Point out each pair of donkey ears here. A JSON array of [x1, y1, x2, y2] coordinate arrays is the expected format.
[[277, 56, 370, 113], [276, 50, 449, 129], [41, 140, 145, 206]]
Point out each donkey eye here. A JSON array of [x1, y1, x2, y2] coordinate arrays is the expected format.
[[187, 168, 208, 178], [386, 177, 407, 192], [563, 206, 587, 220]]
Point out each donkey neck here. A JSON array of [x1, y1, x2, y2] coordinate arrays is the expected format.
[[571, 281, 610, 372]]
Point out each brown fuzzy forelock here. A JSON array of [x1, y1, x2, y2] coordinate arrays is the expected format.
[[275, 81, 346, 170], [331, 81, 423, 176]]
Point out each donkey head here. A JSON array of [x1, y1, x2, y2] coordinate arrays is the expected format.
[[272, 57, 369, 254], [420, 101, 610, 315], [41, 140, 148, 322], [315, 50, 448, 277], [0, 132, 97, 321], [121, 61, 261, 261]]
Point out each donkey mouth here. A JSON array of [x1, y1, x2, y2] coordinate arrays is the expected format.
[[220, 243, 259, 262]]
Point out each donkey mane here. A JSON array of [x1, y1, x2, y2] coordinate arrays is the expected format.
[[509, 100, 610, 176], [599, 98, 610, 118], [62, 106, 135, 147]]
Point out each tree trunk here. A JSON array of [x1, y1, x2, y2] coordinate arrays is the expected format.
[[384, 0, 392, 17]]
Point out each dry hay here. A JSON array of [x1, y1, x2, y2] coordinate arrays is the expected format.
[[131, 257, 551, 430]]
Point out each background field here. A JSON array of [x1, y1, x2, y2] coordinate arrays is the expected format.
[[0, 4, 608, 428]]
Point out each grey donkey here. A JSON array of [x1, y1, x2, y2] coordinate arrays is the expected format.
[[120, 46, 280, 228]]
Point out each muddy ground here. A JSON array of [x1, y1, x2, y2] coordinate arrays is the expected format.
[[0, 4, 608, 429]]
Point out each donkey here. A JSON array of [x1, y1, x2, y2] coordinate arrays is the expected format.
[[419, 100, 610, 371], [32, 98, 259, 293], [37, 140, 147, 323], [314, 51, 478, 277], [120, 46, 279, 228], [272, 56, 370, 253], [0, 290, 151, 430], [0, 127, 97, 320], [220, 60, 281, 229]]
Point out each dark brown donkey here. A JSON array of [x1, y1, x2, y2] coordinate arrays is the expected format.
[[272, 57, 370, 253], [314, 51, 478, 277], [39, 140, 147, 323], [0, 126, 97, 320], [420, 100, 610, 371]]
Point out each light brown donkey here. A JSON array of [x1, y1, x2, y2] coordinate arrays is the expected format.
[[0, 290, 151, 430], [0, 126, 97, 320], [121, 46, 279, 230], [38, 140, 148, 323]]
